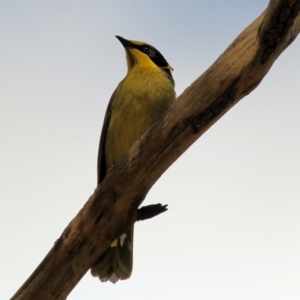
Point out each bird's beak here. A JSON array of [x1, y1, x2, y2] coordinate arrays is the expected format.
[[115, 35, 133, 49]]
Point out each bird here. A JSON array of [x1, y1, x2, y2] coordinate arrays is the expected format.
[[91, 35, 176, 283]]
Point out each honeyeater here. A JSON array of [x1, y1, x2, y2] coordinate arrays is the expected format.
[[91, 36, 176, 283]]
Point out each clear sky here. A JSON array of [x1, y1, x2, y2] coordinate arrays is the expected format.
[[1, 1, 300, 299]]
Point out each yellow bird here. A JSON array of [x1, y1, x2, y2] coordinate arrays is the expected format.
[[91, 36, 176, 283]]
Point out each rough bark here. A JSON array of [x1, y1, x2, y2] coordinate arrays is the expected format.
[[11, 1, 300, 299]]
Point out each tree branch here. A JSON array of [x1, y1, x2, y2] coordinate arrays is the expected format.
[[11, 1, 300, 299]]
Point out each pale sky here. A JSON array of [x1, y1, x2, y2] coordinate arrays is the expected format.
[[1, 1, 300, 299]]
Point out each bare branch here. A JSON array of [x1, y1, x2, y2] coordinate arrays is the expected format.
[[11, 1, 300, 299]]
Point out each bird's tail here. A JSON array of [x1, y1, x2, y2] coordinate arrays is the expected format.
[[91, 227, 134, 283]]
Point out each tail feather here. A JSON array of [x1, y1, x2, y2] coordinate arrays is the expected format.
[[91, 227, 134, 283]]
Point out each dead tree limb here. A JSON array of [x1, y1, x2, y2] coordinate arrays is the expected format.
[[11, 1, 300, 299]]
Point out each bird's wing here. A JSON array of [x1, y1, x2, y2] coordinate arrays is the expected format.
[[97, 88, 118, 184]]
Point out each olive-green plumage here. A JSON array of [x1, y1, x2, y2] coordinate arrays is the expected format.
[[91, 36, 176, 283]]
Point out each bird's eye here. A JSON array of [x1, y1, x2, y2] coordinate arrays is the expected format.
[[143, 46, 150, 52]]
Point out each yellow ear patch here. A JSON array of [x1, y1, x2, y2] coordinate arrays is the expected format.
[[164, 64, 174, 71]]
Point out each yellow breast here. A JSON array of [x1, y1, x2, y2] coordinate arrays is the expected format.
[[105, 66, 175, 169]]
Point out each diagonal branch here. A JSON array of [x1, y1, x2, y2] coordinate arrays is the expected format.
[[11, 1, 300, 299]]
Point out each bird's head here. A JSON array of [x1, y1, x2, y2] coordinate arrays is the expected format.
[[115, 35, 174, 79]]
